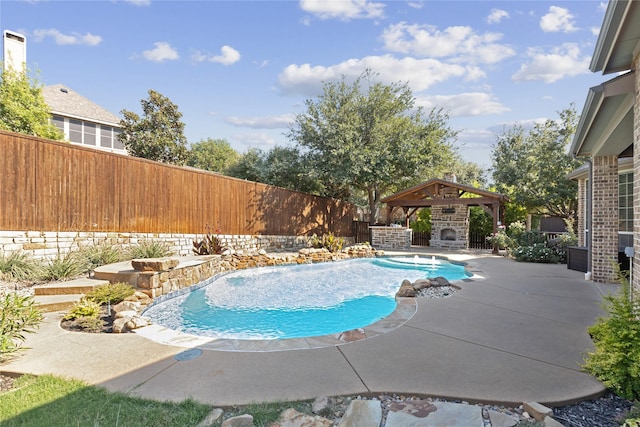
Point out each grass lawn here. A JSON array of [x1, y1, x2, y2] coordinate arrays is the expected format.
[[0, 374, 211, 427]]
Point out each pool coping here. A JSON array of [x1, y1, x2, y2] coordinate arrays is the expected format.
[[135, 256, 477, 352]]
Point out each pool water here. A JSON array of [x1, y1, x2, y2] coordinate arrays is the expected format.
[[143, 256, 469, 340]]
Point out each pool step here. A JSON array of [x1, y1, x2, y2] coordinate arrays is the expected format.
[[32, 277, 110, 313]]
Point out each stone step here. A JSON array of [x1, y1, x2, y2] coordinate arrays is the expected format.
[[33, 294, 84, 312], [33, 278, 110, 296], [93, 261, 139, 287]]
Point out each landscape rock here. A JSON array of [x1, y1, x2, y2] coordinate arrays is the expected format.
[[412, 279, 432, 290], [430, 276, 451, 287], [115, 309, 137, 319], [338, 328, 366, 342], [195, 408, 224, 427], [338, 400, 381, 427], [125, 315, 151, 330], [222, 414, 254, 427], [270, 408, 331, 427], [112, 317, 130, 333], [523, 401, 552, 421], [112, 300, 141, 315], [396, 282, 416, 297], [312, 396, 330, 416]]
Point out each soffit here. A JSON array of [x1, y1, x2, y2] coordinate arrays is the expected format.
[[591, 0, 640, 74], [571, 71, 634, 158]]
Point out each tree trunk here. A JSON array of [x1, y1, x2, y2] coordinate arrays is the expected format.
[[368, 186, 379, 224]]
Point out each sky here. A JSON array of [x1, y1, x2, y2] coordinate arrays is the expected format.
[[1, 0, 611, 170]]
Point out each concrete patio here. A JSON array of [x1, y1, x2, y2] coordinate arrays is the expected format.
[[1, 249, 618, 408]]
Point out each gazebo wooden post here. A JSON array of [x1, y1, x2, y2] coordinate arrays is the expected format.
[[492, 202, 500, 255], [385, 205, 393, 226]]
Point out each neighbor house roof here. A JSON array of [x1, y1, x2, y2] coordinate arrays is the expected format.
[[590, 0, 640, 74], [42, 84, 120, 126]]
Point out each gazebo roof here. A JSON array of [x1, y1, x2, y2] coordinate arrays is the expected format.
[[381, 178, 508, 208]]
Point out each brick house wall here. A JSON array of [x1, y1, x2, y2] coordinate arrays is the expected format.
[[591, 155, 619, 283]]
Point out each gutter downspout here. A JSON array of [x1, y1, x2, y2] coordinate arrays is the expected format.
[[573, 154, 593, 279]]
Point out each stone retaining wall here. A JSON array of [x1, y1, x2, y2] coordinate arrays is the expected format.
[[0, 230, 349, 260]]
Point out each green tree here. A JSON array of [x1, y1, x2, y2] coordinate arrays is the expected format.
[[0, 65, 62, 140], [288, 70, 458, 222], [491, 106, 581, 219], [187, 138, 240, 173], [227, 145, 322, 194], [226, 148, 266, 183], [119, 89, 188, 165]]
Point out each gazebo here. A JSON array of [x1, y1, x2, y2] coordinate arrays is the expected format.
[[374, 178, 508, 251]]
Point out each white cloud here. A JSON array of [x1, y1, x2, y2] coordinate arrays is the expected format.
[[233, 132, 277, 147], [278, 55, 485, 96], [416, 92, 510, 117], [381, 22, 515, 64], [192, 45, 241, 65], [512, 43, 590, 83], [408, 2, 424, 9], [32, 29, 101, 46], [299, 0, 385, 20], [487, 9, 509, 25], [591, 27, 600, 37], [142, 42, 179, 62], [540, 6, 578, 33], [226, 114, 294, 129]]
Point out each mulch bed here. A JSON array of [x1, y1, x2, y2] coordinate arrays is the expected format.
[[59, 306, 114, 334]]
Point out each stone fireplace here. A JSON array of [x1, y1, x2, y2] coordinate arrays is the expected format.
[[440, 228, 456, 241], [430, 202, 469, 250]]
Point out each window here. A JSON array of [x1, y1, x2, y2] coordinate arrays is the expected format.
[[69, 119, 82, 144], [84, 122, 96, 146], [101, 126, 113, 148], [51, 115, 64, 134], [113, 129, 124, 149], [618, 172, 633, 232]]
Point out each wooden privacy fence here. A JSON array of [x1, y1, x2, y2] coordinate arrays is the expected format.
[[0, 131, 355, 236]]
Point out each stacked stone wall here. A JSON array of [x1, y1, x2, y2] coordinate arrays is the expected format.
[[0, 230, 342, 260], [591, 155, 619, 283], [369, 226, 411, 250]]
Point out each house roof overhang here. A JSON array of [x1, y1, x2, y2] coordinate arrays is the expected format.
[[381, 178, 508, 208], [570, 71, 634, 158], [590, 0, 640, 74]]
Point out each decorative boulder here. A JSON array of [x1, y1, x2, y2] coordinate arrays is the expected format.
[[396, 280, 416, 297]]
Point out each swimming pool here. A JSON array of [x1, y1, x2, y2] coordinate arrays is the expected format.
[[143, 256, 470, 340]]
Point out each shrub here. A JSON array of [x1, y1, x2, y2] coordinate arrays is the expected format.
[[0, 293, 43, 362], [85, 282, 135, 305], [0, 251, 41, 281], [308, 232, 345, 253], [78, 242, 124, 270], [73, 316, 104, 332], [193, 230, 225, 255], [583, 269, 640, 400], [39, 254, 87, 281], [126, 240, 174, 259], [486, 230, 513, 250], [511, 243, 559, 263], [64, 298, 102, 320]]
